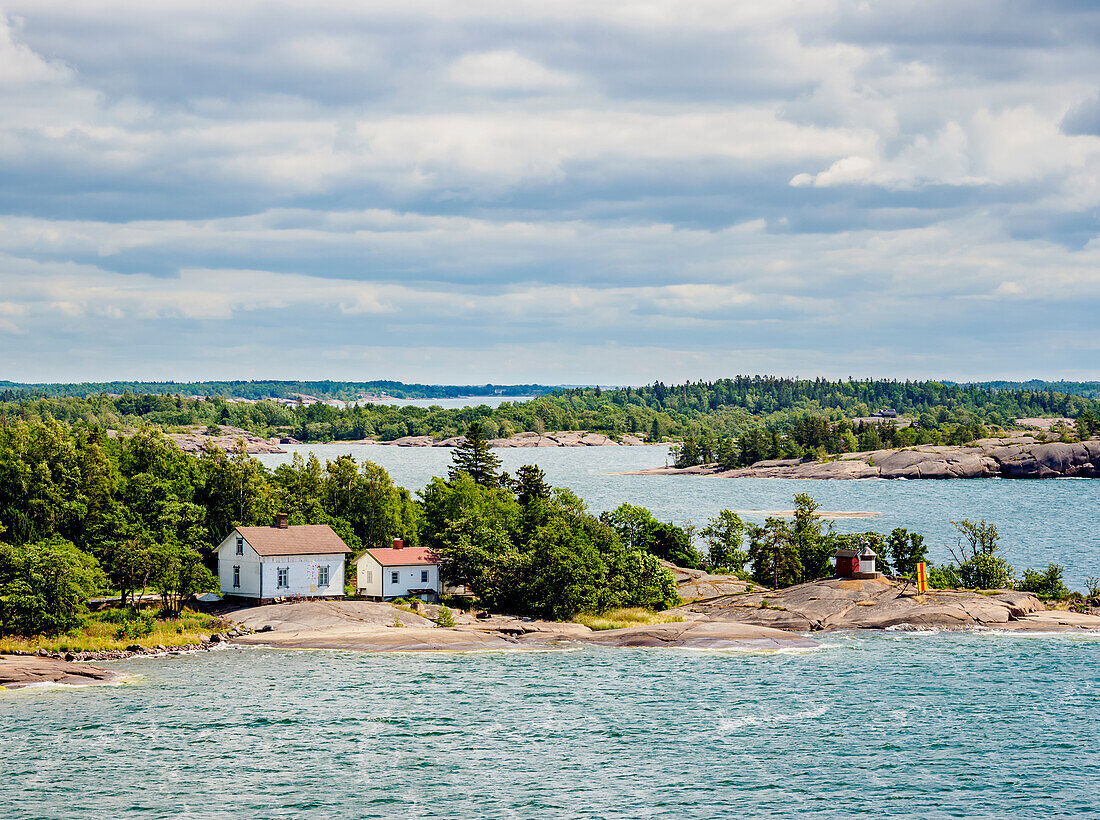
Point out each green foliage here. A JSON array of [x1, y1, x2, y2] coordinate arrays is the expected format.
[[946, 519, 1014, 589], [700, 510, 747, 572], [448, 423, 503, 487], [422, 479, 678, 620], [6, 377, 1097, 451], [113, 609, 156, 640], [747, 518, 802, 588], [149, 542, 218, 618], [599, 503, 701, 568], [887, 528, 928, 577], [1017, 565, 1071, 600], [434, 606, 455, 627], [0, 536, 105, 635]]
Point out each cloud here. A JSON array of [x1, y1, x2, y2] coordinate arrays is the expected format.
[[448, 50, 576, 90], [0, 1, 1098, 379]]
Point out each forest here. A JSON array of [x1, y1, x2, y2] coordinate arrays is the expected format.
[[3, 378, 1097, 455]]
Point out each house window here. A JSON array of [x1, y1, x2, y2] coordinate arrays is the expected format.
[[236, 537, 244, 556], [421, 570, 429, 583], [391, 571, 399, 584], [233, 566, 240, 588], [364, 570, 373, 584], [318, 565, 330, 587], [277, 567, 289, 588]]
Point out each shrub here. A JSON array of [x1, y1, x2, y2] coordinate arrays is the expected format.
[[1017, 565, 1071, 600], [434, 607, 455, 627], [114, 611, 155, 640]]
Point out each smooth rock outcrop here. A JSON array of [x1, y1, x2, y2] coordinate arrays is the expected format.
[[0, 655, 118, 688], [675, 578, 1100, 632], [624, 435, 1100, 480]]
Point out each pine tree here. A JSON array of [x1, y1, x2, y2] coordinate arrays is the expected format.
[[448, 422, 502, 487]]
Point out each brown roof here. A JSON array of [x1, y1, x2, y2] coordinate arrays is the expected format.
[[361, 547, 440, 567], [235, 524, 351, 557]]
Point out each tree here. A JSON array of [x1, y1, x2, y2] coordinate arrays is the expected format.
[[0, 537, 105, 635], [701, 510, 747, 572], [791, 493, 832, 581], [647, 521, 700, 568], [599, 503, 658, 553], [748, 518, 801, 589], [149, 542, 218, 617], [448, 423, 502, 487], [512, 464, 550, 507], [887, 528, 927, 577], [1017, 564, 1070, 600], [948, 519, 1013, 589]]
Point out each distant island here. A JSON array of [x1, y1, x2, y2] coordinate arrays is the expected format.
[[3, 377, 1099, 453]]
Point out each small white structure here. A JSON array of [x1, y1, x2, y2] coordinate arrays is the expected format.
[[355, 539, 441, 602], [215, 514, 351, 602], [834, 545, 880, 579]]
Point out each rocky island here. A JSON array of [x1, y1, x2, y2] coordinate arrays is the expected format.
[[625, 434, 1100, 480]]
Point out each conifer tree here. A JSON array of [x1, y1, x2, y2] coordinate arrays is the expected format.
[[448, 423, 502, 487]]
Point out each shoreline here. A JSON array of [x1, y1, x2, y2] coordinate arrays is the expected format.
[[619, 435, 1100, 480]]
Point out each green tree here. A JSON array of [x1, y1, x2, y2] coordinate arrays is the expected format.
[[701, 510, 747, 572], [1017, 564, 1070, 600], [747, 518, 801, 588], [791, 493, 833, 581], [887, 527, 927, 577], [149, 541, 218, 617], [448, 423, 503, 487], [948, 519, 1014, 589], [0, 537, 105, 635]]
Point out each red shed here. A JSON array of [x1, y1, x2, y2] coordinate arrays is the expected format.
[[834, 546, 879, 578]]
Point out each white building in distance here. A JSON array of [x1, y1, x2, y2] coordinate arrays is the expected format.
[[215, 514, 351, 602], [354, 539, 441, 602]]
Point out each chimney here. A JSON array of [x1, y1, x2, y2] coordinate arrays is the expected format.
[[274, 513, 289, 529], [393, 538, 404, 550]]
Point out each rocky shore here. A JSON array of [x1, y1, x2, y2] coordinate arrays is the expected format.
[[1, 654, 120, 688], [624, 434, 1100, 480], [168, 425, 286, 454], [344, 431, 651, 448], [674, 577, 1100, 632]]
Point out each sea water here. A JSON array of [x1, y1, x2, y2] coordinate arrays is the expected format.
[[2, 634, 1099, 818], [257, 445, 1100, 588]]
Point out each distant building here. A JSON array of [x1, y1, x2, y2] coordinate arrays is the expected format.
[[870, 408, 898, 418], [215, 515, 351, 602], [355, 539, 441, 602], [834, 546, 880, 579]]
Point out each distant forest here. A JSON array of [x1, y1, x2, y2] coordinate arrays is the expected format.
[[0, 380, 557, 401], [2, 378, 1097, 457]]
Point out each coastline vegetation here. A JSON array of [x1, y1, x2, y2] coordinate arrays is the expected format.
[[2, 378, 1098, 452], [1, 415, 1096, 648]]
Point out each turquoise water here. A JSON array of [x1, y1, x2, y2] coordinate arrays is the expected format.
[[258, 445, 1100, 588], [3, 635, 1099, 818]]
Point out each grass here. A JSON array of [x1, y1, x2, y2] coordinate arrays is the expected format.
[[0, 608, 227, 654], [573, 607, 684, 631]]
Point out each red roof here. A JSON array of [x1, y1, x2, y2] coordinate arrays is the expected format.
[[361, 547, 440, 567], [235, 524, 351, 557]]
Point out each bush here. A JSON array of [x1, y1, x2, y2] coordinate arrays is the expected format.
[[0, 537, 105, 636], [1017, 565, 1071, 600], [114, 611, 156, 640], [434, 607, 455, 627]]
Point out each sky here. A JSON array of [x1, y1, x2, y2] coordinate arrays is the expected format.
[[1, 0, 1099, 385]]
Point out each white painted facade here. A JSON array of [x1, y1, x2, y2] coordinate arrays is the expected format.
[[215, 529, 346, 600], [355, 553, 440, 600]]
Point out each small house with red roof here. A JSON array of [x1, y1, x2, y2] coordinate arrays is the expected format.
[[354, 539, 441, 602], [215, 514, 351, 602]]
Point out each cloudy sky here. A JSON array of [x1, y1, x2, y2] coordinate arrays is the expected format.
[[1, 0, 1099, 384]]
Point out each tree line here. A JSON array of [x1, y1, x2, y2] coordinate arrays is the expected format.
[[4, 377, 1098, 449]]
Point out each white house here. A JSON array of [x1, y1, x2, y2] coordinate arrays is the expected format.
[[215, 514, 351, 602], [355, 539, 442, 602]]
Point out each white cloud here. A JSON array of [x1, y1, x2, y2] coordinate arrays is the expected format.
[[448, 50, 576, 90]]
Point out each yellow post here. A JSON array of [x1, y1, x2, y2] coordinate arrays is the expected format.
[[917, 562, 928, 594]]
